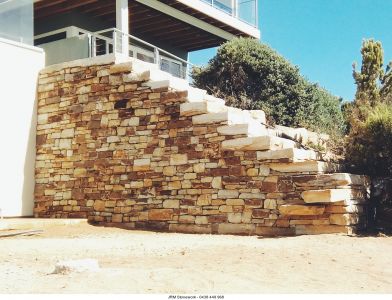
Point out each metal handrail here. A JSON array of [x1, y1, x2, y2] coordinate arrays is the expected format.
[[88, 28, 194, 79]]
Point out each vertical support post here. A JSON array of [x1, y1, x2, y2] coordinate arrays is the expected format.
[[92, 35, 97, 57], [231, 0, 236, 17], [116, 0, 129, 56], [154, 47, 160, 67]]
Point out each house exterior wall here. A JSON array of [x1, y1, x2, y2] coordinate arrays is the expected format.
[[0, 37, 45, 217]]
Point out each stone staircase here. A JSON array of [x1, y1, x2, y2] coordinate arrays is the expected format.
[[35, 57, 370, 236], [111, 59, 370, 235]]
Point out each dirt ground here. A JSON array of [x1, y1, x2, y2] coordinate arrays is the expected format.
[[1, 222, 392, 294]]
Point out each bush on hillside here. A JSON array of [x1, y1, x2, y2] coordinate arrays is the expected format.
[[346, 104, 392, 177], [191, 37, 345, 136]]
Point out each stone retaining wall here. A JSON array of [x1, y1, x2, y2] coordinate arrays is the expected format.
[[34, 60, 370, 236]]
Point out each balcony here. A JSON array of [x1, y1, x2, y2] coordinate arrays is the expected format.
[[201, 0, 258, 27]]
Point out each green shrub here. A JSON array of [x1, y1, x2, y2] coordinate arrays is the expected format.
[[346, 104, 392, 177], [191, 37, 346, 136]]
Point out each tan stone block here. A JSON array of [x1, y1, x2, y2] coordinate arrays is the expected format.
[[109, 62, 132, 74], [255, 226, 295, 236], [329, 214, 359, 226], [295, 225, 352, 235], [74, 168, 87, 177], [246, 168, 259, 176], [264, 199, 277, 210], [239, 193, 264, 199], [179, 215, 196, 223], [184, 173, 197, 180], [219, 205, 233, 213], [163, 200, 180, 209], [61, 128, 74, 138], [195, 216, 209, 225], [112, 214, 123, 223], [105, 201, 116, 208], [59, 139, 72, 149], [133, 158, 150, 171], [170, 154, 188, 166], [218, 190, 239, 199], [163, 166, 176, 176], [193, 163, 205, 173], [217, 224, 255, 235], [302, 189, 353, 204], [279, 205, 325, 216], [168, 181, 181, 190], [93, 200, 105, 212], [226, 199, 244, 206], [169, 224, 211, 234], [197, 194, 211, 206], [148, 209, 173, 221], [228, 213, 242, 223], [212, 177, 222, 189], [325, 205, 362, 214], [128, 117, 140, 126], [130, 181, 144, 189]]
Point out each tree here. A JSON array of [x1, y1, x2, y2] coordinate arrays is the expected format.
[[352, 39, 384, 109], [191, 37, 345, 136], [346, 39, 392, 177]]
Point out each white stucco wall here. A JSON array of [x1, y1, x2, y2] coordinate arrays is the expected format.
[[0, 37, 45, 217]]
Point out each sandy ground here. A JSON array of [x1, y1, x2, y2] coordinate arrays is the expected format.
[[1, 222, 392, 294]]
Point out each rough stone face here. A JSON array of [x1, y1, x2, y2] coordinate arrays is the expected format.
[[34, 60, 369, 237], [302, 189, 353, 203], [279, 205, 325, 216]]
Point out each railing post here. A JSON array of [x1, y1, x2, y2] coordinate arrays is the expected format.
[[92, 35, 97, 57], [87, 33, 92, 57], [113, 31, 117, 54], [154, 47, 160, 66]]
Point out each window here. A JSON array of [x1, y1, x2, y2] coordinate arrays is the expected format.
[[0, 0, 33, 45]]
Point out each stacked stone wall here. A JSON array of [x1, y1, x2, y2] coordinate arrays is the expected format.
[[35, 61, 370, 236]]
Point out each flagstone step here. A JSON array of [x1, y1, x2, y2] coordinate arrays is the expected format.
[[221, 136, 297, 151], [269, 161, 339, 173], [256, 148, 320, 162], [180, 101, 228, 117], [301, 189, 355, 203], [217, 122, 268, 137]]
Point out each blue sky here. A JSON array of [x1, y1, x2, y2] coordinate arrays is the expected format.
[[189, 0, 392, 101]]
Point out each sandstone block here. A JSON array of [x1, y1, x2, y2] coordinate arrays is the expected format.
[[228, 213, 242, 223], [218, 190, 239, 199], [302, 189, 353, 203], [133, 158, 151, 171], [61, 128, 75, 139], [163, 166, 176, 176], [255, 226, 296, 236], [211, 177, 222, 189], [74, 168, 87, 177], [170, 154, 188, 166], [195, 216, 209, 225], [163, 200, 180, 209], [226, 199, 245, 206], [269, 161, 338, 173], [329, 214, 359, 226], [93, 200, 105, 212], [217, 223, 255, 235], [169, 224, 211, 234], [148, 209, 173, 221], [112, 214, 123, 223], [222, 136, 295, 151], [279, 205, 325, 216], [295, 225, 352, 235]]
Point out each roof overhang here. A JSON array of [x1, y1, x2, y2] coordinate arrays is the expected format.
[[34, 0, 260, 52]]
